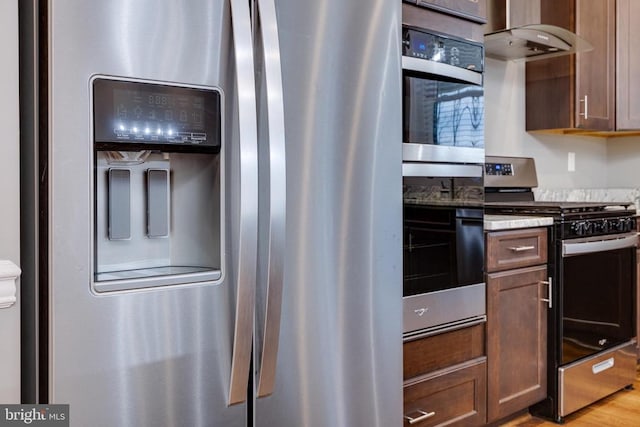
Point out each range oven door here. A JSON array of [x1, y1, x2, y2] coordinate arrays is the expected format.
[[561, 232, 638, 364], [402, 162, 485, 335]]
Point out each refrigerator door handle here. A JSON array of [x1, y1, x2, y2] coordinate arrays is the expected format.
[[229, 0, 259, 406], [255, 0, 287, 398]]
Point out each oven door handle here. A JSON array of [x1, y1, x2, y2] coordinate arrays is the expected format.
[[402, 56, 483, 86], [562, 233, 638, 257], [402, 162, 483, 178]]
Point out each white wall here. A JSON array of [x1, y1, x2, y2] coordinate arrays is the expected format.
[[606, 137, 640, 187], [484, 57, 610, 189], [0, 0, 21, 403]]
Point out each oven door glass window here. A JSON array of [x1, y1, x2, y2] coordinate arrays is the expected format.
[[403, 75, 484, 148], [561, 247, 635, 364]]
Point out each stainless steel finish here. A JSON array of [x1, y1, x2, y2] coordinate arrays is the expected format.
[[403, 142, 485, 164], [32, 0, 402, 425], [402, 162, 483, 178], [485, 24, 593, 62], [93, 270, 222, 293], [228, 0, 259, 406], [591, 357, 614, 374], [562, 233, 638, 257], [559, 340, 637, 417], [540, 278, 552, 308], [403, 283, 486, 334], [255, 0, 286, 399], [146, 169, 170, 238], [403, 316, 486, 342], [107, 169, 131, 240], [405, 410, 436, 424], [509, 245, 535, 252], [402, 56, 482, 85], [580, 95, 589, 120], [254, 0, 403, 425], [43, 1, 244, 425], [484, 156, 538, 188]]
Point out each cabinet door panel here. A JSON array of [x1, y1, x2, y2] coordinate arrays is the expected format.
[[575, 0, 615, 130], [616, 0, 640, 130], [487, 265, 548, 422]]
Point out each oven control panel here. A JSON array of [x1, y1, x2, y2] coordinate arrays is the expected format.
[[485, 162, 513, 176], [402, 26, 484, 72], [564, 216, 637, 239]]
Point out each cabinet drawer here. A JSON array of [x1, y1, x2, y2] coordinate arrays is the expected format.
[[404, 323, 485, 380], [404, 359, 487, 426], [559, 342, 636, 417], [486, 228, 547, 272]]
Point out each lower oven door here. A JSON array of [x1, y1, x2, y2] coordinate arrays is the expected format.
[[402, 162, 485, 335], [561, 232, 637, 364]]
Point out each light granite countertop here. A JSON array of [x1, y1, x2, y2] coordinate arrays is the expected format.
[[484, 214, 554, 231]]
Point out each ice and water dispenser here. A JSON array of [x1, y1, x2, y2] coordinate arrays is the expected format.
[[92, 77, 223, 292]]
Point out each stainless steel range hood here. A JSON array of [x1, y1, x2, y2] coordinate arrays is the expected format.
[[485, 23, 592, 61]]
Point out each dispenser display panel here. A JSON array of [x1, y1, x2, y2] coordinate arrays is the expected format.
[[93, 78, 221, 151]]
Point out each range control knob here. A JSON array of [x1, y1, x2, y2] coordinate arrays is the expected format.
[[583, 221, 593, 235], [614, 219, 625, 232], [600, 219, 609, 234], [572, 221, 586, 236]]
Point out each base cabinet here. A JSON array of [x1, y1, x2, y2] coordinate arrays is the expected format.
[[486, 266, 548, 422], [485, 227, 549, 423], [403, 323, 487, 426], [404, 360, 487, 427]]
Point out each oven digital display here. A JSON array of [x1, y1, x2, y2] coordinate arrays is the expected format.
[[485, 162, 513, 176], [93, 78, 221, 149]]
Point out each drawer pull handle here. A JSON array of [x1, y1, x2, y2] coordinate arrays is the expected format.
[[508, 245, 535, 252], [404, 410, 435, 424], [592, 357, 614, 374]]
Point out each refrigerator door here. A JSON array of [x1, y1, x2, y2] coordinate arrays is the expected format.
[[42, 1, 253, 425], [254, 0, 403, 426]]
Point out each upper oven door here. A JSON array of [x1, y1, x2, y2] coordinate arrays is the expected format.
[[402, 27, 485, 165]]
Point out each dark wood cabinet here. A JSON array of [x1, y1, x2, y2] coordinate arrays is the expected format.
[[525, 0, 615, 132], [486, 265, 548, 422], [485, 227, 549, 423], [403, 2, 486, 43], [403, 323, 487, 426], [616, 0, 640, 130]]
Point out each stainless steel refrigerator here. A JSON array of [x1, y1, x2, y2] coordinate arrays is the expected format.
[[19, 1, 402, 426]]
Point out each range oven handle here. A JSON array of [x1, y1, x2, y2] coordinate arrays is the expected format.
[[562, 233, 638, 257], [402, 56, 483, 86], [228, 0, 258, 406]]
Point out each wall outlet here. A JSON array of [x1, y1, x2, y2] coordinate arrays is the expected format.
[[568, 152, 576, 172]]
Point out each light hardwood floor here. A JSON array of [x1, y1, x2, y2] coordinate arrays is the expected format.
[[501, 366, 640, 426]]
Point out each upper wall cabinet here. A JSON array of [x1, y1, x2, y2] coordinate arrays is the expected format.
[[524, 0, 616, 133], [510, 0, 640, 135], [616, 0, 640, 130]]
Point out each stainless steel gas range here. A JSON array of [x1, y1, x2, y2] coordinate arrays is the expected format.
[[485, 156, 637, 422]]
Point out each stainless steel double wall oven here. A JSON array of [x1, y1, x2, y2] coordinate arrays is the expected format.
[[402, 25, 485, 337]]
